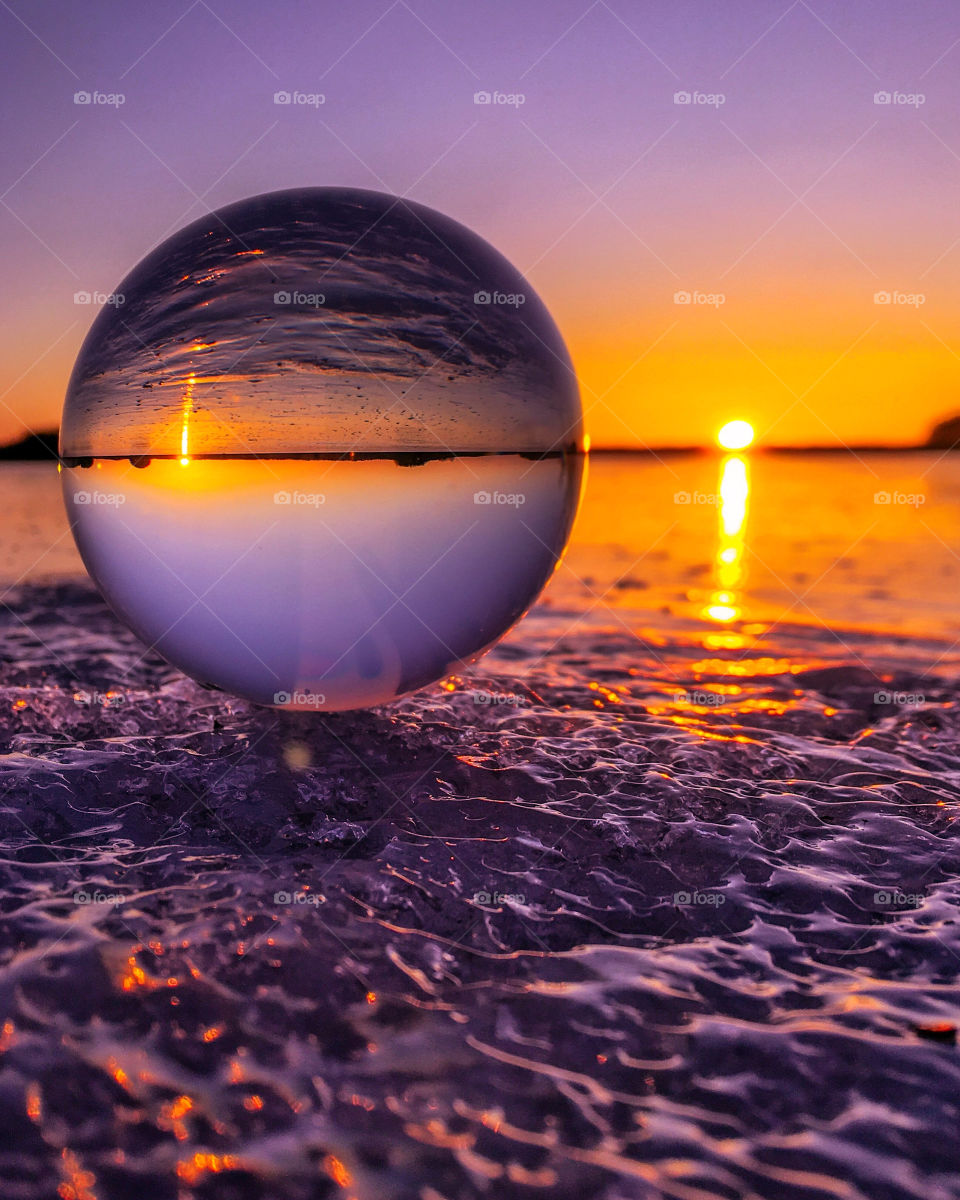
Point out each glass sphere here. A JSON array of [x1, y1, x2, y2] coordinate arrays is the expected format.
[[60, 188, 584, 710]]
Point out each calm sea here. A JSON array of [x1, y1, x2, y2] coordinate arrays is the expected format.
[[6, 451, 958, 650]]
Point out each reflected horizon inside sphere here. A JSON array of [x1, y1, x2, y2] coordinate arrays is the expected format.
[[60, 188, 585, 710]]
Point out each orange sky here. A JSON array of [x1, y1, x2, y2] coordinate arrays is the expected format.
[[1, 0, 959, 449]]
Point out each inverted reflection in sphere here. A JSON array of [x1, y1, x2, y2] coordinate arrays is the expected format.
[[61, 188, 584, 709]]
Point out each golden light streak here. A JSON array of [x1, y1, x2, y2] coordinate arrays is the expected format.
[[179, 372, 197, 465], [704, 453, 751, 624], [720, 456, 748, 538]]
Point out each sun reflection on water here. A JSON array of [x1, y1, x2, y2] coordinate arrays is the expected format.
[[179, 372, 196, 466], [704, 452, 750, 623]]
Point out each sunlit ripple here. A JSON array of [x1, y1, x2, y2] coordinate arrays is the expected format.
[[704, 452, 750, 624]]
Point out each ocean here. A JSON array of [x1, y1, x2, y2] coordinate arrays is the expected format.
[[1, 451, 958, 1199]]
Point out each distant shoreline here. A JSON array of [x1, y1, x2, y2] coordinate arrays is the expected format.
[[1, 431, 958, 461], [589, 445, 960, 455]]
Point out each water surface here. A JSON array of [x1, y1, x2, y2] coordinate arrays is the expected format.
[[0, 452, 958, 1199]]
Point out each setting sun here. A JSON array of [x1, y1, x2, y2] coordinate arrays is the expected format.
[[717, 420, 755, 451]]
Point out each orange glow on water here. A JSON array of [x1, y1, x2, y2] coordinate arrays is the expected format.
[[107, 1059, 129, 1089], [324, 1155, 353, 1187], [57, 1148, 97, 1200], [176, 1153, 238, 1183], [160, 1094, 193, 1141], [168, 1095, 193, 1119], [118, 955, 152, 991]]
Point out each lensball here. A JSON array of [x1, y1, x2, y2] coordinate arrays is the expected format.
[[60, 188, 584, 710]]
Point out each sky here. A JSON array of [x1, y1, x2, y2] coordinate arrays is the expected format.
[[1, 0, 960, 449]]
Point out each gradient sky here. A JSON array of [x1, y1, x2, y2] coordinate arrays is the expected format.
[[2, 0, 960, 448]]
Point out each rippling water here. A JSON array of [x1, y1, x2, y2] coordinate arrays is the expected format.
[[1, 453, 959, 1200]]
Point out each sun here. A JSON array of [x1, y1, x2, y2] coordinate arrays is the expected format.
[[717, 420, 754, 451]]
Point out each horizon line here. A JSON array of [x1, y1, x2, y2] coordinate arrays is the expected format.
[[1, 430, 958, 457]]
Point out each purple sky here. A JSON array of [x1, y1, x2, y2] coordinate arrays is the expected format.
[[2, 0, 960, 447]]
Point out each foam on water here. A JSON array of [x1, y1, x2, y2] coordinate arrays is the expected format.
[[2, 580, 960, 1199]]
